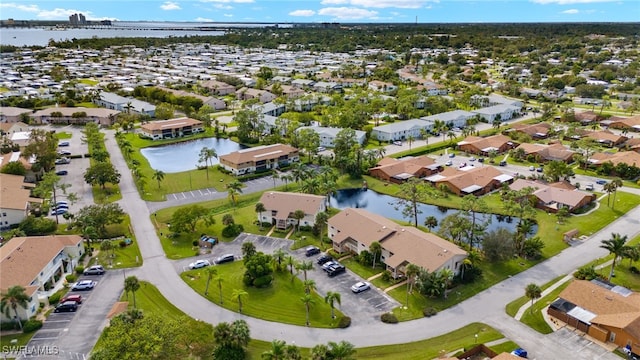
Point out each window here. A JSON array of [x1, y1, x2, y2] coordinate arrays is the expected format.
[[609, 332, 616, 342]]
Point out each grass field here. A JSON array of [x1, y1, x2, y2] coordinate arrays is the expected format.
[[54, 131, 72, 140], [505, 274, 568, 317], [180, 261, 346, 328]]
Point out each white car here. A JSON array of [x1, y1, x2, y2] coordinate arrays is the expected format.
[[445, 160, 453, 166], [72, 280, 96, 291], [351, 281, 371, 293], [189, 259, 211, 269]]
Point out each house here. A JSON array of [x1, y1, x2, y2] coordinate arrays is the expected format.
[[457, 134, 517, 155], [368, 80, 397, 93], [296, 126, 366, 148], [266, 84, 305, 98], [95, 92, 155, 117], [574, 111, 604, 124], [257, 191, 326, 230], [584, 130, 628, 147], [604, 115, 640, 132], [421, 110, 475, 129], [509, 179, 595, 213], [235, 88, 277, 103], [515, 143, 575, 163], [313, 81, 342, 93], [254, 102, 286, 117], [0, 121, 29, 135], [219, 143, 299, 175], [509, 122, 552, 139], [548, 280, 640, 355], [0, 235, 85, 321], [590, 151, 640, 168], [328, 208, 467, 278], [139, 117, 204, 140], [371, 119, 433, 142], [624, 138, 640, 153], [369, 156, 441, 183], [201, 80, 236, 95], [158, 87, 226, 110], [424, 166, 513, 196], [0, 106, 31, 123], [0, 173, 42, 229], [291, 79, 316, 89], [471, 104, 521, 123], [31, 107, 121, 126], [486, 94, 524, 108]]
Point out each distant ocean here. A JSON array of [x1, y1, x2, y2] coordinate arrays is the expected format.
[[0, 21, 290, 47]]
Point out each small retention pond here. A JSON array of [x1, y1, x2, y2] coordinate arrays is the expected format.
[[140, 138, 245, 173]]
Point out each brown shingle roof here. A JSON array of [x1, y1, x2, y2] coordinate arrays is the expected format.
[[509, 179, 593, 208], [140, 117, 202, 131], [258, 192, 325, 221], [369, 155, 437, 178], [0, 173, 42, 211], [457, 134, 513, 152], [220, 144, 298, 165], [591, 151, 640, 167], [433, 166, 504, 191], [511, 122, 552, 137]]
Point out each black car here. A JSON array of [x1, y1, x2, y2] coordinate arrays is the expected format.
[[214, 254, 235, 264], [316, 254, 333, 265], [305, 246, 321, 257], [54, 301, 78, 313], [327, 265, 346, 277], [499, 160, 507, 166]]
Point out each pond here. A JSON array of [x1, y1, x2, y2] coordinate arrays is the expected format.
[[140, 138, 246, 173], [329, 188, 533, 234]]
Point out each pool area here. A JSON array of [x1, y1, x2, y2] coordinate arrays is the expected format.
[[330, 188, 531, 234], [140, 137, 245, 173]]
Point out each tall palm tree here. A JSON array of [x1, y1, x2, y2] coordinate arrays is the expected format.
[[300, 294, 315, 326], [286, 256, 297, 278], [611, 177, 623, 210], [296, 260, 314, 281], [303, 279, 316, 295], [272, 172, 280, 189], [255, 202, 266, 230], [198, 146, 218, 180], [226, 181, 243, 207], [315, 212, 329, 249], [292, 209, 305, 233], [424, 216, 438, 232], [525, 283, 542, 313], [600, 233, 630, 280], [370, 241, 382, 269], [262, 339, 287, 360], [405, 263, 421, 295], [152, 169, 165, 189], [328, 341, 356, 360], [232, 289, 248, 313], [439, 268, 454, 299], [204, 266, 218, 296], [215, 274, 224, 304], [0, 286, 29, 330], [272, 248, 286, 271], [124, 276, 141, 309], [603, 182, 615, 207], [324, 291, 341, 319]]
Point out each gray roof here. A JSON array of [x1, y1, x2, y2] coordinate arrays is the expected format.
[[421, 110, 475, 122], [373, 119, 433, 133], [297, 126, 365, 139], [471, 104, 520, 116]]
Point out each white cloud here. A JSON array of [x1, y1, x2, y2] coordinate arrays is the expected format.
[[195, 17, 214, 21], [160, 1, 181, 10], [200, 0, 254, 3], [213, 4, 233, 9], [224, 13, 233, 17], [289, 9, 316, 16], [0, 3, 111, 20], [320, 0, 349, 4], [531, 0, 615, 4], [318, 7, 378, 19], [562, 8, 580, 13], [321, 0, 429, 8], [0, 3, 40, 13]]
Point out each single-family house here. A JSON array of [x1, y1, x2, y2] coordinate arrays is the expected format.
[[422, 81, 448, 96], [584, 130, 628, 147], [31, 107, 121, 126], [158, 87, 226, 110], [0, 152, 40, 183], [266, 84, 305, 98], [296, 126, 366, 148], [515, 143, 575, 163], [590, 151, 640, 168], [368, 156, 441, 183], [219, 143, 299, 175], [0, 235, 85, 321], [235, 88, 277, 103], [257, 191, 326, 230], [471, 104, 521, 123], [291, 79, 316, 89], [424, 166, 513, 196], [421, 110, 475, 129], [368, 80, 397, 93], [604, 115, 640, 132], [139, 117, 204, 140], [0, 121, 29, 135], [313, 81, 342, 93], [509, 179, 595, 213], [624, 138, 640, 153], [509, 122, 552, 139], [548, 280, 640, 355], [457, 135, 517, 155], [255, 102, 286, 117], [0, 173, 42, 229], [0, 106, 31, 123], [486, 94, 524, 108], [201, 80, 236, 95], [328, 208, 467, 278], [574, 111, 604, 124], [95, 92, 155, 117], [371, 119, 434, 142]]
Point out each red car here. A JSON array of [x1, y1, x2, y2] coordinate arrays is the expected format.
[[60, 294, 82, 304]]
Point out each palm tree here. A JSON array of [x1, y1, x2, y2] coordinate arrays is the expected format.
[[525, 283, 542, 313], [324, 291, 341, 319], [296, 260, 314, 281], [215, 274, 224, 304], [292, 209, 305, 233], [281, 174, 293, 190], [600, 233, 630, 280], [439, 268, 454, 299], [328, 341, 356, 360], [198, 146, 218, 180], [204, 266, 218, 296], [232, 289, 248, 313], [424, 216, 438, 232], [255, 202, 266, 230], [262, 339, 287, 360], [300, 294, 315, 326], [405, 263, 420, 295], [303, 279, 316, 295], [226, 181, 243, 207], [286, 256, 297, 277], [370, 241, 382, 269], [272, 172, 280, 189], [124, 276, 141, 309], [433, 119, 446, 143], [152, 169, 165, 189], [0, 286, 29, 330], [272, 248, 286, 271], [604, 182, 615, 207], [611, 177, 623, 210], [407, 135, 414, 150]]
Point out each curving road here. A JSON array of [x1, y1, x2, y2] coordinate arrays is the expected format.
[[103, 129, 639, 359]]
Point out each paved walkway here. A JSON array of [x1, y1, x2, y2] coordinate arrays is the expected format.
[[100, 128, 640, 359]]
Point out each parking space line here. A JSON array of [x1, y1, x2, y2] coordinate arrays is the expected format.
[[181, 193, 186, 199], [172, 194, 178, 200], [198, 190, 203, 195], [44, 320, 71, 323]]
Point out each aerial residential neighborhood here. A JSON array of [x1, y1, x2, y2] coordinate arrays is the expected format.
[[0, 17, 640, 360]]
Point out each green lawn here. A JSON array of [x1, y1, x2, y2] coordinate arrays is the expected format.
[[94, 236, 143, 269], [341, 257, 384, 280], [119, 281, 186, 318], [54, 131, 72, 140], [180, 261, 346, 328], [78, 79, 99, 86], [519, 281, 572, 334], [505, 274, 568, 317], [89, 132, 122, 204]]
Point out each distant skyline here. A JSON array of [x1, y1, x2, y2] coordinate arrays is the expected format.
[[1, 0, 638, 23]]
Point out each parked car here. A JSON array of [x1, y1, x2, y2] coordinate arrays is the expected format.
[[351, 281, 371, 293], [57, 150, 71, 156], [322, 260, 339, 272], [499, 160, 507, 166], [72, 280, 96, 291], [55, 158, 70, 165], [596, 179, 607, 185], [316, 254, 333, 265], [189, 259, 211, 269], [585, 183, 594, 191], [305, 246, 321, 257], [469, 156, 476, 162], [58, 141, 70, 147], [83, 265, 105, 275], [536, 167, 543, 173], [327, 264, 346, 277], [459, 163, 467, 168], [477, 157, 485, 163], [54, 203, 69, 210], [56, 201, 68, 206], [54, 301, 78, 313], [448, 153, 455, 158], [445, 160, 453, 166], [60, 294, 82, 304], [510, 348, 528, 358], [55, 170, 68, 176], [214, 254, 235, 264], [393, 141, 402, 146], [529, 166, 535, 171], [51, 208, 68, 216]]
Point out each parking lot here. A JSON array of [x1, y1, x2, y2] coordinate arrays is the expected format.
[[547, 327, 620, 359], [20, 271, 123, 360], [174, 233, 399, 325]]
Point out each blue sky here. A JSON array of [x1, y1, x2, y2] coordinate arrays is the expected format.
[[0, 0, 638, 23]]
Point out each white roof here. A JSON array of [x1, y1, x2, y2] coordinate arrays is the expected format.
[[494, 174, 514, 182], [567, 306, 597, 325]]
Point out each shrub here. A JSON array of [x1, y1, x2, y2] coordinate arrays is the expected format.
[[192, 240, 199, 247], [381, 270, 392, 282], [65, 274, 77, 283], [119, 240, 127, 247], [631, 266, 640, 274], [253, 275, 273, 288], [1, 322, 19, 331], [22, 319, 43, 333], [338, 316, 351, 328], [75, 265, 85, 275], [423, 307, 438, 317], [222, 224, 244, 238], [48, 293, 62, 305], [380, 313, 398, 324], [574, 265, 598, 280], [299, 225, 313, 232]]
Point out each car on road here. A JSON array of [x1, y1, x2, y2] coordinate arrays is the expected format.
[[55, 170, 68, 176], [72, 280, 96, 291], [529, 166, 535, 171], [83, 265, 105, 275], [54, 301, 78, 313], [57, 150, 71, 156], [445, 160, 453, 166], [536, 167, 543, 172], [189, 259, 211, 269], [585, 183, 594, 191], [55, 157, 70, 165], [327, 264, 346, 277], [214, 254, 235, 264], [469, 156, 476, 162], [351, 281, 371, 293], [393, 141, 402, 146], [51, 208, 68, 216], [305, 246, 321, 257], [596, 179, 607, 185], [316, 254, 333, 265], [60, 294, 82, 304], [58, 141, 70, 147], [499, 160, 507, 166], [448, 153, 455, 158], [477, 157, 485, 163]]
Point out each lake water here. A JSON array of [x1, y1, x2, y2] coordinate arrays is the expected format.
[[329, 188, 531, 234], [140, 137, 245, 173]]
